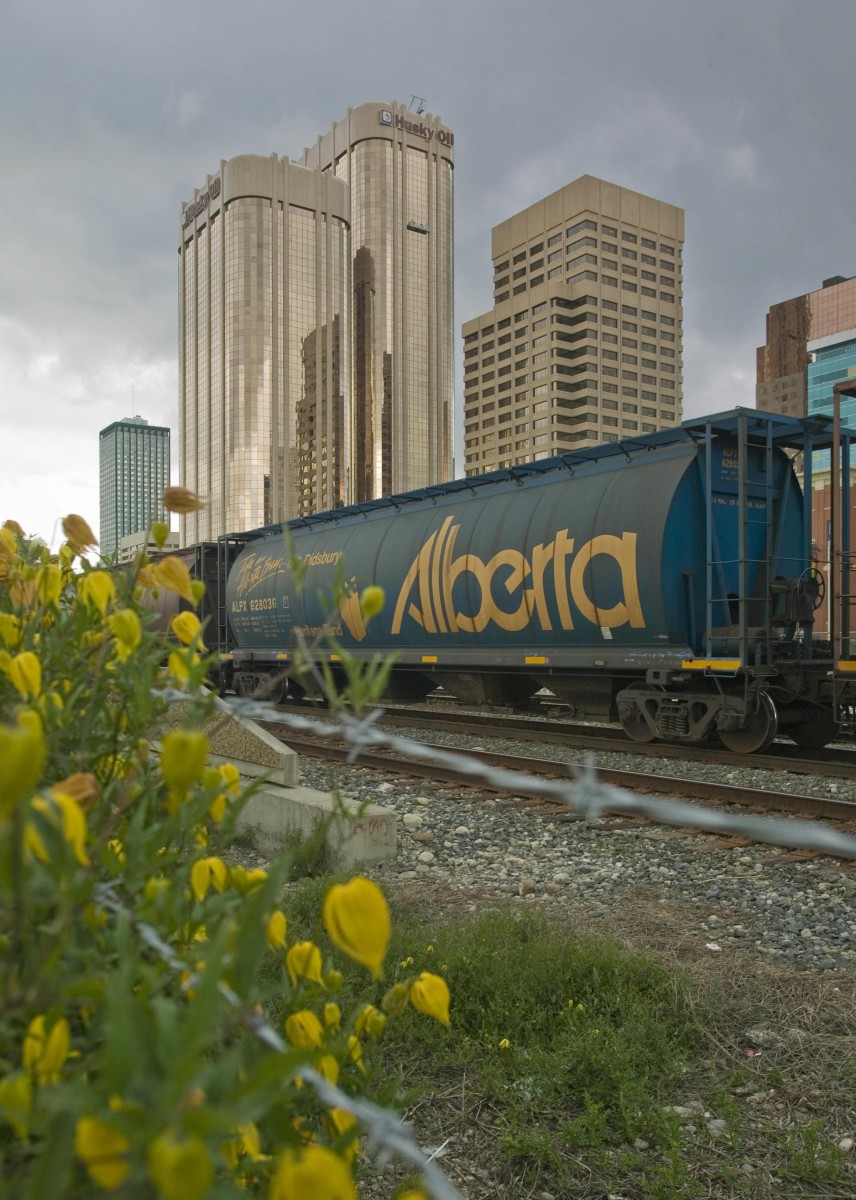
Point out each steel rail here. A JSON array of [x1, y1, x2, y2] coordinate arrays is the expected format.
[[268, 729, 856, 825]]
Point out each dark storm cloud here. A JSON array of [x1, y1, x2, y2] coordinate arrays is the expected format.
[[2, 0, 855, 539]]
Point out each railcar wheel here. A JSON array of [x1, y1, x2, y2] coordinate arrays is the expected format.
[[787, 709, 838, 750], [619, 691, 657, 743], [718, 692, 778, 754]]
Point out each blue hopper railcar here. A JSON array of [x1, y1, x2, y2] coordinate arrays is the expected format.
[[215, 408, 856, 753]]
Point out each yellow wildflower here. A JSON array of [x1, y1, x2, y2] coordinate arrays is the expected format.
[[78, 570, 115, 615], [0, 709, 46, 820], [2, 518, 24, 539], [228, 865, 267, 894], [32, 790, 90, 866], [23, 1015, 70, 1084], [147, 1129, 213, 1200], [265, 910, 288, 950], [8, 650, 41, 698], [328, 1108, 360, 1163], [323, 1002, 341, 1030], [0, 612, 21, 647], [160, 730, 208, 796], [409, 972, 451, 1028], [36, 563, 62, 606], [61, 514, 98, 553], [270, 1145, 356, 1200], [323, 877, 390, 978], [9, 577, 37, 610], [75, 1116, 131, 1189], [499, 1038, 511, 1049], [221, 1120, 265, 1168], [163, 487, 205, 514], [284, 1010, 324, 1050], [345, 1035, 364, 1073], [189, 856, 228, 901], [359, 585, 385, 618], [51, 771, 99, 811], [314, 1054, 339, 1084], [152, 557, 195, 604], [286, 940, 324, 988], [171, 610, 205, 648], [107, 609, 142, 660], [151, 520, 171, 548]]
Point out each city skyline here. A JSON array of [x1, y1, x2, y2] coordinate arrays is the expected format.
[[98, 416, 170, 558], [5, 2, 856, 544]]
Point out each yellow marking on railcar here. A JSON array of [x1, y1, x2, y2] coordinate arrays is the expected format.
[[525, 656, 548, 665], [276, 653, 289, 661], [421, 655, 438, 663], [836, 660, 856, 671], [681, 658, 742, 671]]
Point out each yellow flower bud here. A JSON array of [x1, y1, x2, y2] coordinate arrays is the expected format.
[[108, 609, 142, 659], [160, 730, 208, 795], [0, 613, 21, 647], [2, 518, 25, 539], [365, 1010, 387, 1039], [144, 875, 170, 903], [265, 910, 288, 950], [382, 981, 409, 1018], [190, 580, 206, 605], [328, 1108, 360, 1163], [284, 1010, 324, 1050], [153, 557, 195, 604], [35, 563, 63, 606], [0, 710, 46, 820], [61, 514, 98, 553], [323, 1002, 341, 1030], [147, 1130, 213, 1200], [358, 585, 385, 618], [269, 1145, 356, 1200], [189, 856, 228, 901], [34, 791, 90, 866], [171, 611, 205, 648], [323, 877, 390, 978], [152, 520, 171, 548], [51, 772, 99, 810], [79, 570, 116, 615], [346, 1035, 364, 1073], [23, 1015, 70, 1085], [75, 1116, 131, 1189], [9, 577, 37, 610], [409, 972, 451, 1028], [324, 968, 344, 992], [286, 940, 324, 988], [228, 865, 267, 894], [8, 650, 41, 698], [314, 1054, 339, 1084], [163, 487, 205, 514]]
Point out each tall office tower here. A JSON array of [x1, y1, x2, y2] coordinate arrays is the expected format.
[[757, 274, 856, 422], [461, 176, 684, 474], [99, 416, 170, 559], [301, 101, 455, 499], [178, 154, 350, 544]]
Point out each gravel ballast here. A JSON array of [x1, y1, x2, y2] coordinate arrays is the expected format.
[[291, 724, 856, 975]]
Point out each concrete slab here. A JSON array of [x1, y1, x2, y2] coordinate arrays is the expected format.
[[165, 697, 298, 786], [235, 783, 397, 871]]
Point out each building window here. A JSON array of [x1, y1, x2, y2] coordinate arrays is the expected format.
[[602, 275, 618, 287], [602, 300, 618, 312], [641, 237, 656, 249], [622, 281, 637, 293], [567, 218, 597, 236], [641, 286, 656, 297], [621, 248, 637, 260], [622, 305, 637, 317], [568, 235, 598, 252], [621, 231, 638, 243], [660, 292, 674, 303], [601, 224, 617, 236], [570, 270, 597, 283]]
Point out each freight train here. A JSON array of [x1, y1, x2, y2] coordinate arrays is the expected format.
[[175, 408, 856, 754]]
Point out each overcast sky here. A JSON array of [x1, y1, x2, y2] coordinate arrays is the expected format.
[[2, 0, 855, 545]]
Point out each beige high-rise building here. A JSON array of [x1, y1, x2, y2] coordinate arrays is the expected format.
[[301, 101, 454, 499], [462, 176, 683, 473], [178, 154, 350, 543]]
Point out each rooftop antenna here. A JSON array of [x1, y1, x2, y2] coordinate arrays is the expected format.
[[410, 95, 426, 114]]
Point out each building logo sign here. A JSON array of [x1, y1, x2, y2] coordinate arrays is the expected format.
[[378, 109, 454, 148], [182, 176, 221, 228]]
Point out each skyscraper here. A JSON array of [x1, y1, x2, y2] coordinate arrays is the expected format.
[[301, 101, 455, 498], [178, 154, 350, 544], [757, 274, 856, 422], [461, 176, 683, 473], [99, 416, 170, 558]]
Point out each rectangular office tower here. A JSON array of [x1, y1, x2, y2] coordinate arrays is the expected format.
[[301, 101, 455, 499], [178, 155, 350, 543], [462, 176, 683, 473], [757, 274, 856, 420], [99, 416, 170, 558]]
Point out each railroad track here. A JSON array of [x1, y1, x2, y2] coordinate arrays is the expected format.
[[278, 701, 856, 780], [259, 721, 856, 827]]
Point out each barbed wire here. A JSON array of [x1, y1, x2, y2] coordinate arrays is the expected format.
[[186, 691, 856, 860]]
